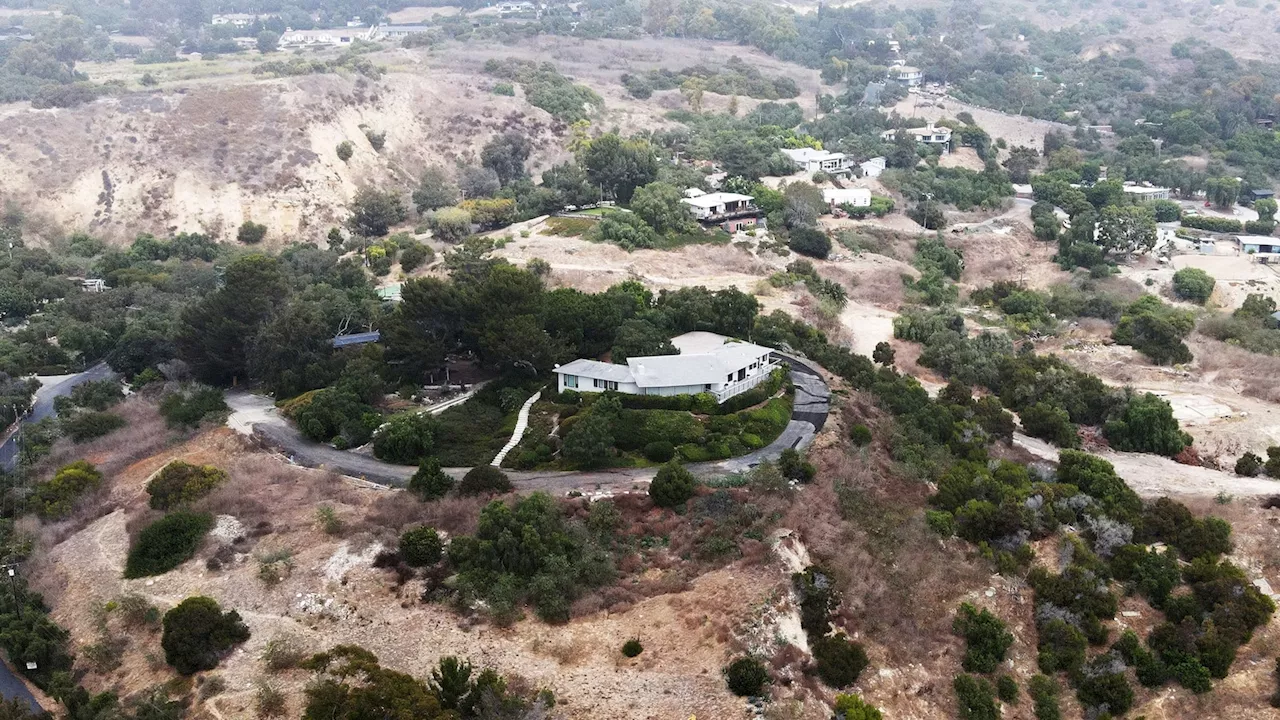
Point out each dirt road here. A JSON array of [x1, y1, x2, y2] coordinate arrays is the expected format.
[[1013, 433, 1280, 498]]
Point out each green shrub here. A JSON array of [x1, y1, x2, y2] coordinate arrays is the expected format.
[[1035, 619, 1087, 674], [30, 460, 103, 519], [161, 596, 251, 675], [408, 458, 454, 500], [1020, 402, 1078, 447], [160, 387, 229, 427], [995, 675, 1018, 704], [1028, 675, 1060, 720], [124, 511, 214, 578], [147, 461, 228, 510], [62, 411, 126, 442], [372, 412, 437, 465], [643, 440, 675, 462], [833, 694, 883, 720], [926, 509, 956, 536], [399, 526, 443, 567], [336, 140, 354, 161], [953, 603, 1014, 674], [789, 227, 832, 258], [66, 380, 124, 410], [237, 221, 268, 245], [1172, 267, 1215, 304], [1180, 214, 1242, 233], [1268, 446, 1280, 477], [811, 633, 869, 688], [953, 674, 999, 720], [778, 448, 816, 482], [1102, 392, 1191, 457], [493, 82, 515, 96], [849, 424, 873, 446], [1074, 657, 1133, 716], [1150, 199, 1182, 223], [724, 657, 769, 696], [649, 462, 697, 508], [457, 466, 513, 496], [1236, 451, 1263, 476], [621, 638, 643, 658]]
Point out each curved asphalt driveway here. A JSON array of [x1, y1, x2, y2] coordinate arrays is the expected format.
[[243, 356, 831, 492], [1, 363, 116, 472]]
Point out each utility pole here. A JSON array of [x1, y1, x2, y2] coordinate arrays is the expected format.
[[2, 564, 22, 620]]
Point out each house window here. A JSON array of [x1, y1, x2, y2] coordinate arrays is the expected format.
[[564, 375, 577, 389], [704, 384, 712, 391], [593, 378, 618, 391]]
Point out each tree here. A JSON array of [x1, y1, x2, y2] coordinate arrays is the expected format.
[[1002, 146, 1039, 184], [680, 76, 706, 113], [256, 31, 278, 53], [237, 220, 267, 244], [399, 526, 443, 567], [480, 131, 532, 187], [953, 603, 1014, 673], [563, 411, 614, 468], [580, 133, 659, 204], [175, 254, 288, 384], [649, 461, 697, 508], [336, 141, 354, 161], [408, 458, 454, 500], [1103, 393, 1190, 456], [1257, 198, 1278, 223], [789, 227, 832, 259], [302, 646, 445, 720], [872, 341, 895, 366], [348, 188, 406, 237], [457, 466, 513, 496], [1096, 205, 1156, 257], [428, 208, 472, 243], [1172, 267, 1215, 304], [457, 166, 501, 199], [1206, 176, 1241, 209], [630, 181, 697, 235], [413, 166, 459, 212], [783, 182, 826, 229], [161, 596, 250, 675]]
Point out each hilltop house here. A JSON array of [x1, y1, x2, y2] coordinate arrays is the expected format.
[[859, 157, 886, 178], [781, 148, 856, 175], [681, 192, 759, 231], [889, 64, 923, 87], [370, 24, 433, 40], [1122, 183, 1171, 201], [279, 27, 369, 46], [881, 125, 952, 154], [554, 332, 780, 403], [823, 188, 871, 208]]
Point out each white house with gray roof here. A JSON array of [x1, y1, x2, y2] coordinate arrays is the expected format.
[[554, 332, 780, 403]]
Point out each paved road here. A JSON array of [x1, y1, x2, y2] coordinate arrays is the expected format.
[[0, 363, 116, 472], [244, 357, 832, 492]]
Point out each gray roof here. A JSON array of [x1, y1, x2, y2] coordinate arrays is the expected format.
[[628, 354, 724, 388], [555, 359, 634, 383], [331, 331, 381, 348]]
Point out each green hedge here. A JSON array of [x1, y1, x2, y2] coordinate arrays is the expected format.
[[1181, 215, 1243, 233]]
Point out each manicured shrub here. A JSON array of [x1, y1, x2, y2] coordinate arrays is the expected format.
[[953, 674, 999, 720], [811, 633, 869, 688], [457, 466, 512, 496], [147, 461, 227, 510], [724, 657, 768, 696], [161, 596, 251, 675], [1236, 451, 1263, 477], [1172, 267, 1215, 304], [408, 458, 454, 500], [31, 460, 103, 519], [649, 462, 697, 508], [953, 603, 1014, 674], [621, 638, 643, 658], [398, 526, 443, 567], [643, 440, 675, 462], [1180, 214, 1242, 233], [124, 511, 214, 578], [62, 411, 126, 442]]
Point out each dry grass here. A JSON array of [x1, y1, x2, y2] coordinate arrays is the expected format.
[[1190, 336, 1280, 404], [33, 396, 182, 479]]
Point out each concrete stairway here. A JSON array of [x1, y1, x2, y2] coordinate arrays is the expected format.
[[491, 390, 542, 467]]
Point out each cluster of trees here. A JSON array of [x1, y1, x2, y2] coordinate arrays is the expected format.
[[1200, 293, 1280, 356], [482, 58, 603, 123], [621, 57, 800, 101]]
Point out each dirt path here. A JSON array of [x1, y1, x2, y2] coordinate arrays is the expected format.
[[1013, 433, 1280, 498], [839, 301, 897, 357]]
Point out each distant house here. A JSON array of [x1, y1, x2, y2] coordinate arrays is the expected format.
[[889, 64, 923, 87], [498, 1, 536, 13], [212, 13, 261, 26], [331, 331, 381, 348], [1246, 188, 1275, 205], [1122, 183, 1171, 201], [370, 24, 433, 40], [780, 148, 856, 175], [823, 188, 871, 208], [1238, 235, 1280, 255], [279, 27, 369, 46], [80, 278, 106, 293], [681, 192, 759, 223], [554, 332, 780, 403], [859, 157, 886, 178], [881, 125, 952, 154]]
